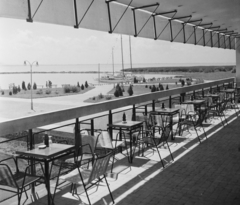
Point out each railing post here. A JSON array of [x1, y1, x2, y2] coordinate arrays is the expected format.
[[108, 110, 113, 139], [144, 105, 148, 115], [90, 119, 94, 136], [132, 104, 136, 121], [152, 100, 155, 111], [169, 96, 172, 108], [202, 88, 204, 97], [29, 129, 36, 196], [193, 90, 195, 99], [75, 118, 81, 154]]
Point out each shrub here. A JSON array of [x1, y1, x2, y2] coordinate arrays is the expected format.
[[115, 84, 123, 96], [181, 79, 185, 87], [85, 81, 89, 88], [27, 83, 31, 90], [77, 82, 80, 87], [128, 85, 133, 96], [175, 81, 177, 85], [98, 93, 103, 99], [133, 77, 138, 83], [36, 89, 43, 95], [92, 97, 95, 100], [64, 86, 71, 93], [55, 91, 59, 94], [149, 86, 152, 89], [122, 86, 125, 92], [2, 91, 4, 95], [145, 85, 148, 88], [166, 84, 169, 90], [105, 96, 112, 100], [17, 85, 21, 92], [33, 83, 37, 90], [9, 91, 12, 95], [81, 84, 84, 90], [71, 86, 79, 93], [13, 86, 18, 94], [45, 90, 51, 94], [159, 83, 164, 91], [143, 77, 146, 83], [156, 87, 159, 91]]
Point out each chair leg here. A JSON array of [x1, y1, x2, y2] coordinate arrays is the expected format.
[[104, 175, 115, 204], [166, 141, 174, 161], [18, 189, 24, 205], [193, 125, 201, 143]]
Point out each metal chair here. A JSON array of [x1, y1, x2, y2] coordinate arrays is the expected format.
[[0, 156, 46, 205], [95, 129, 129, 172], [177, 104, 207, 143], [136, 124, 174, 168], [53, 151, 114, 205]]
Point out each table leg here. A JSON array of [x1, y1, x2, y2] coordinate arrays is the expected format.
[[44, 160, 51, 205], [170, 116, 174, 140], [129, 130, 133, 163]]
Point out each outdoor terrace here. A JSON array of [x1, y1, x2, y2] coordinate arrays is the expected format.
[[1, 77, 240, 205]]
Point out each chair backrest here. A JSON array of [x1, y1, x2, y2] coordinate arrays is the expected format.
[[87, 152, 112, 184], [96, 130, 113, 149], [81, 134, 96, 153], [186, 104, 195, 114], [161, 126, 171, 142], [0, 164, 17, 188]]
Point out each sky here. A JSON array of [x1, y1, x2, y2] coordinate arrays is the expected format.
[[0, 18, 236, 67]]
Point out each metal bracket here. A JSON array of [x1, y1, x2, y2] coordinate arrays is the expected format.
[[106, 0, 117, 33], [74, 0, 95, 29], [172, 15, 192, 43], [212, 28, 227, 32], [154, 10, 177, 16], [132, 3, 160, 37], [26, 0, 43, 22], [155, 10, 177, 40], [187, 19, 202, 24]]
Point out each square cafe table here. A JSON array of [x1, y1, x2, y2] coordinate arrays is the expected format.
[[108, 121, 143, 163], [16, 143, 75, 205], [182, 99, 206, 125], [150, 108, 179, 140], [222, 89, 235, 103]]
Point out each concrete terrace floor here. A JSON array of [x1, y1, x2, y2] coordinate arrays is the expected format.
[[1, 107, 240, 205]]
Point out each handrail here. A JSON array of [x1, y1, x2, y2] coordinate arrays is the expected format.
[[0, 77, 234, 136]]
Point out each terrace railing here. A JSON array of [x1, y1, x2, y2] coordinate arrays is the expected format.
[[0, 78, 235, 142]]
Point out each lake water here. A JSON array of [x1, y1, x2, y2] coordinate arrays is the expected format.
[[0, 64, 175, 89]]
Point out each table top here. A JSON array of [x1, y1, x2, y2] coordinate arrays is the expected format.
[[204, 94, 220, 98], [150, 108, 179, 114], [108, 120, 143, 129], [182, 99, 205, 105], [16, 143, 75, 159], [222, 89, 235, 93]]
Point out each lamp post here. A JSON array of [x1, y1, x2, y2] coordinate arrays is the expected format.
[[24, 61, 38, 110]]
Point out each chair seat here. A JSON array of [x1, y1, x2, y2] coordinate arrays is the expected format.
[[16, 173, 42, 188], [59, 168, 91, 185]]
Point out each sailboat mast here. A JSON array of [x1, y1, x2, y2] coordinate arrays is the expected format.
[[129, 36, 132, 72], [121, 35, 124, 76], [112, 47, 115, 76]]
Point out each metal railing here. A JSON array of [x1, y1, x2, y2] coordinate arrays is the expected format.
[[0, 78, 234, 142]]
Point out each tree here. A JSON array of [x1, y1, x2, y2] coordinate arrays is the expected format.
[[27, 83, 31, 90], [127, 85, 133, 96], [133, 77, 138, 83], [77, 82, 80, 87], [114, 89, 119, 97], [181, 79, 185, 87], [33, 82, 37, 90], [116, 84, 123, 96], [143, 77, 146, 83], [166, 84, 169, 90], [48, 80, 52, 88], [22, 81, 26, 90], [17, 85, 21, 92], [151, 85, 156, 92], [159, 83, 164, 91], [85, 81, 89, 88], [13, 86, 17, 94], [81, 84, 84, 90]]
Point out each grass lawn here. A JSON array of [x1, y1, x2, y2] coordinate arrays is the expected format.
[[85, 84, 180, 103], [0, 86, 94, 99]]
